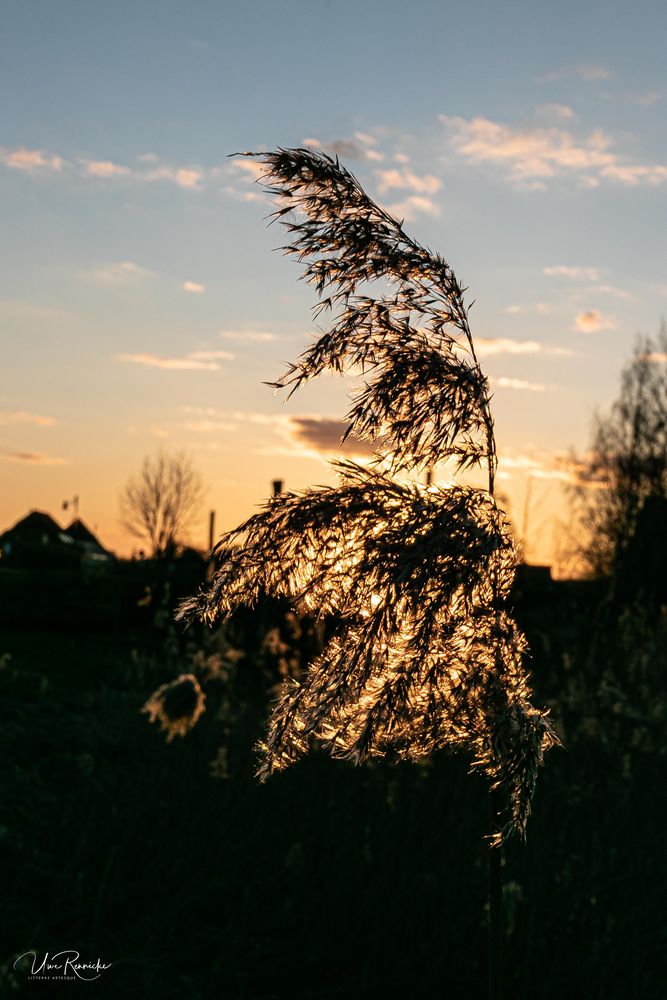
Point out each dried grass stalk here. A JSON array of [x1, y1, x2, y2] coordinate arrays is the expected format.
[[179, 147, 557, 843]]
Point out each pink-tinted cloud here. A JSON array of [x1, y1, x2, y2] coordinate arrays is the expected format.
[[275, 416, 376, 461], [384, 195, 440, 221], [118, 352, 228, 371], [80, 159, 131, 178], [440, 114, 667, 188], [183, 419, 238, 433], [303, 135, 384, 162], [0, 146, 64, 172], [538, 64, 610, 83], [0, 410, 57, 427], [375, 168, 441, 196], [2, 449, 67, 465], [574, 309, 616, 333], [84, 260, 154, 285], [505, 303, 553, 316], [219, 329, 277, 342], [544, 265, 601, 280], [477, 338, 571, 357], [536, 103, 576, 121], [494, 376, 549, 392], [143, 165, 203, 189]]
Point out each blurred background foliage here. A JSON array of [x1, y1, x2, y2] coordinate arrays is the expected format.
[[0, 553, 665, 998]]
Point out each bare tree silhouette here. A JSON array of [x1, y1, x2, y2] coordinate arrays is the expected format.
[[121, 450, 204, 557], [572, 323, 667, 581]]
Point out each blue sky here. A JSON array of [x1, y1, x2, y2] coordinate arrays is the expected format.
[[2, 0, 666, 566]]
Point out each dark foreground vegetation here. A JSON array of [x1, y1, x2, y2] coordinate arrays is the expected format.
[[0, 564, 665, 999]]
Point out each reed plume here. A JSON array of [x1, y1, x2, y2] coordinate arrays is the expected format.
[[179, 147, 557, 844]]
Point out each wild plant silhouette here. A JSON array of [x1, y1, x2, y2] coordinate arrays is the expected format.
[[179, 147, 557, 844]]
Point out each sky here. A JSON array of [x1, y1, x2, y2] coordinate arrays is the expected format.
[[2, 0, 666, 568]]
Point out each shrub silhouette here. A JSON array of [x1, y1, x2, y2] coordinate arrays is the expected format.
[[179, 148, 557, 845]]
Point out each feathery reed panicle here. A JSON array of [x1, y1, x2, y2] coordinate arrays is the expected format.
[[179, 147, 557, 843], [142, 673, 206, 742]]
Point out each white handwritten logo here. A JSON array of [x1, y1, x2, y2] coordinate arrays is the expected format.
[[13, 950, 112, 981]]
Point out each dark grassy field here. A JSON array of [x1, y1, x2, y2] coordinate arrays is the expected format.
[[1, 577, 665, 999]]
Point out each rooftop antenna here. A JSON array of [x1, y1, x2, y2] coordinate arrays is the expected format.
[[62, 495, 79, 519]]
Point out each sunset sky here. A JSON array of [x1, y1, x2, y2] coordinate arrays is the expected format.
[[2, 0, 666, 567]]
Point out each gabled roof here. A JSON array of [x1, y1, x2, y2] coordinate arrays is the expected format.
[[66, 517, 103, 548], [1, 509, 64, 540]]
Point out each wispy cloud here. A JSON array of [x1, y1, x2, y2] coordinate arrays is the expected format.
[[219, 329, 278, 343], [230, 158, 266, 180], [538, 64, 610, 83], [83, 260, 154, 285], [182, 405, 238, 419], [375, 168, 441, 196], [0, 299, 69, 320], [627, 90, 662, 107], [505, 303, 553, 315], [598, 163, 667, 185], [1, 448, 67, 465], [499, 449, 602, 486], [477, 337, 572, 357], [182, 280, 205, 294], [80, 158, 131, 178], [536, 103, 576, 121], [143, 165, 203, 189], [0, 410, 57, 427], [591, 284, 632, 300], [384, 195, 440, 221], [493, 376, 550, 392], [188, 350, 234, 361], [439, 114, 667, 188], [0, 146, 64, 173], [0, 144, 207, 189], [119, 350, 232, 371], [304, 135, 383, 162], [223, 185, 267, 204], [440, 115, 613, 183], [574, 309, 616, 333], [183, 419, 238, 432], [181, 407, 368, 457], [224, 158, 271, 204], [543, 265, 601, 280], [276, 416, 376, 461]]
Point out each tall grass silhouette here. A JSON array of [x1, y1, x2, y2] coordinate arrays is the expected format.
[[179, 147, 557, 850]]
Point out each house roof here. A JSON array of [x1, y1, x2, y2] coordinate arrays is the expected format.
[[66, 518, 105, 550], [1, 509, 64, 541]]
